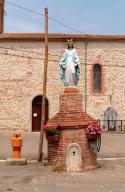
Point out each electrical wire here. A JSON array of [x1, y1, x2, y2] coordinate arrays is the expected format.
[[4, 1, 125, 65], [5, 0, 83, 34], [8, 46, 125, 65], [1, 50, 125, 68], [1, 46, 125, 65], [0, 45, 43, 55], [48, 16, 83, 34], [5, 0, 43, 16]]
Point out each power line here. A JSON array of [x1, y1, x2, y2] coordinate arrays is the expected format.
[[0, 51, 42, 60], [1, 50, 125, 68], [4, 2, 125, 66], [5, 0, 83, 34], [0, 45, 42, 55], [48, 16, 83, 34], [1, 45, 125, 65], [5, 0, 43, 16]]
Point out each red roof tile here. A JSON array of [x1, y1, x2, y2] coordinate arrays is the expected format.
[[0, 32, 125, 41]]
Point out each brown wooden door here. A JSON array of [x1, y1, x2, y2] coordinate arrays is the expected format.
[[32, 96, 48, 132], [32, 104, 41, 132]]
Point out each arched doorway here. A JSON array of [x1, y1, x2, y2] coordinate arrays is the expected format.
[[32, 95, 49, 132]]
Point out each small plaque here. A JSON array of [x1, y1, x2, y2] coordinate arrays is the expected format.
[[33, 113, 37, 117]]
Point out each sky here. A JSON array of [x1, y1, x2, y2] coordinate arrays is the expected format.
[[4, 0, 125, 34]]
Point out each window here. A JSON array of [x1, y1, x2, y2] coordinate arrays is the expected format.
[[90, 62, 104, 95], [93, 64, 101, 92]]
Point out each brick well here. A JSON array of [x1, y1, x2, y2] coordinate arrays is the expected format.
[[46, 87, 99, 171]]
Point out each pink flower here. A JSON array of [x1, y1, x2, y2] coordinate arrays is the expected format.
[[86, 122, 104, 135]]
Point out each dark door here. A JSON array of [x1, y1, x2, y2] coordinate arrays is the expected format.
[[32, 96, 48, 132]]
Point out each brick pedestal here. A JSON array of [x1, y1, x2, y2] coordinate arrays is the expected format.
[[46, 88, 99, 171]]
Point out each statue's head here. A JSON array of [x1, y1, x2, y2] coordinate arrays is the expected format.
[[67, 39, 74, 49]]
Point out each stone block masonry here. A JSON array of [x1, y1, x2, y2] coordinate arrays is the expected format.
[[0, 40, 125, 131]]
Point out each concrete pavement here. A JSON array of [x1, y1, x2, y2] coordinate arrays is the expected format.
[[0, 131, 40, 160], [0, 131, 125, 192], [0, 131, 125, 160], [0, 159, 125, 192]]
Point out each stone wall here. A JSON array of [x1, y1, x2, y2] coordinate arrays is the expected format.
[[0, 40, 125, 131], [86, 42, 125, 124]]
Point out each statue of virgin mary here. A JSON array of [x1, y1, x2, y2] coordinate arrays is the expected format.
[[60, 39, 80, 87]]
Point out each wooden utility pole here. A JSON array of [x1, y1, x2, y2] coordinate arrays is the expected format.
[[38, 7, 48, 161], [0, 0, 4, 33]]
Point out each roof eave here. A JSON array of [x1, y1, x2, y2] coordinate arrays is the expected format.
[[0, 33, 125, 41]]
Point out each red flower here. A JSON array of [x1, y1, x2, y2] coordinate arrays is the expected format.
[[42, 124, 60, 136], [42, 124, 56, 130]]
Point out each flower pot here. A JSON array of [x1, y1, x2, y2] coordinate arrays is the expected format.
[[46, 135, 60, 142], [87, 134, 97, 141]]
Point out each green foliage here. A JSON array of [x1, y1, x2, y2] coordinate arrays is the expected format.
[[44, 127, 60, 136]]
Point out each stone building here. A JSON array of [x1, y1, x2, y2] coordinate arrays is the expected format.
[[0, 1, 125, 132]]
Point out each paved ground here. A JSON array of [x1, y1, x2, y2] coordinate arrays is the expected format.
[[0, 159, 125, 192], [0, 131, 125, 160], [1, 131, 125, 191], [98, 132, 125, 158], [0, 131, 40, 160]]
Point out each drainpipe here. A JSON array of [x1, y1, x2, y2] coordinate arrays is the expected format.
[[84, 40, 88, 113]]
